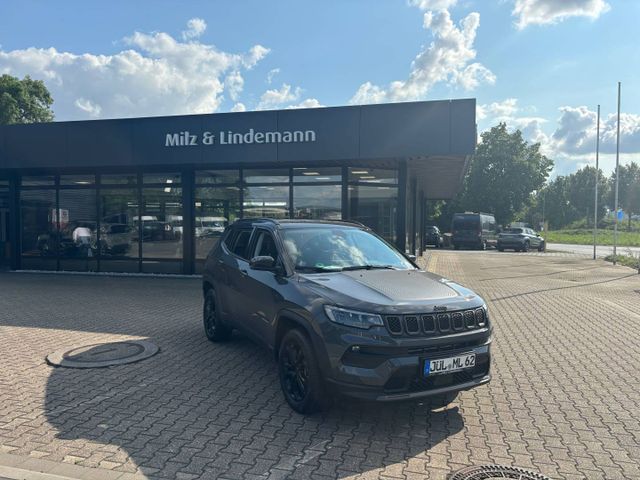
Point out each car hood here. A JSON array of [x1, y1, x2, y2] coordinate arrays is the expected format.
[[298, 269, 483, 313]]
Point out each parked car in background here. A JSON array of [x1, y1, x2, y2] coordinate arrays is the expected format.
[[497, 227, 545, 252], [202, 219, 492, 414], [451, 212, 498, 250], [425, 225, 443, 248], [195, 216, 227, 238], [97, 223, 133, 255]]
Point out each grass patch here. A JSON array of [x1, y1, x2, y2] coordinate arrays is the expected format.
[[545, 229, 640, 246], [604, 253, 640, 271]]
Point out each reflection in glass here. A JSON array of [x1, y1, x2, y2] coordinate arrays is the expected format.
[[101, 173, 138, 185], [99, 189, 139, 260], [196, 169, 240, 185], [60, 175, 95, 186], [243, 186, 289, 219], [141, 188, 183, 260], [195, 186, 240, 260], [58, 189, 97, 271], [293, 185, 342, 220], [348, 168, 398, 184], [349, 185, 398, 244], [293, 167, 341, 183], [244, 169, 289, 184], [21, 176, 55, 186], [143, 173, 182, 184], [20, 189, 57, 270]]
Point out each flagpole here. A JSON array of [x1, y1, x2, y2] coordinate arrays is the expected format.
[[613, 82, 621, 265], [593, 104, 600, 260]]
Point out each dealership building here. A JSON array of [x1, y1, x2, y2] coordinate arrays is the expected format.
[[0, 99, 475, 274]]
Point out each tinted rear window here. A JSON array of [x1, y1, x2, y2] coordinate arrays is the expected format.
[[505, 228, 523, 234], [452, 216, 479, 230]]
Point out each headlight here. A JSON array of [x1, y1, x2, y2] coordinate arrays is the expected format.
[[323, 306, 384, 330]]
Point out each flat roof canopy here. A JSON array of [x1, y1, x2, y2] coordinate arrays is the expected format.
[[0, 99, 476, 199]]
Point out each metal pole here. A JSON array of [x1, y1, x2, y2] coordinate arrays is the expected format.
[[613, 82, 621, 265], [593, 105, 600, 260]]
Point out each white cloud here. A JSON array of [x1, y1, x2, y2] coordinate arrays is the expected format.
[[230, 102, 246, 113], [256, 83, 301, 110], [512, 0, 610, 29], [552, 105, 640, 155], [74, 98, 102, 118], [350, 8, 494, 104], [477, 98, 519, 120], [224, 71, 244, 101], [181, 18, 207, 40], [286, 98, 324, 109], [0, 20, 271, 120], [266, 68, 280, 84], [408, 0, 457, 11]]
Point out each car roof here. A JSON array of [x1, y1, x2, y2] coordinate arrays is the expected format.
[[231, 218, 367, 230]]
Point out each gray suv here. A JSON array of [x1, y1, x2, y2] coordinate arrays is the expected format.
[[202, 219, 492, 414]]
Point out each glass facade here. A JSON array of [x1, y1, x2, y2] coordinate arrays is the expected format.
[[13, 164, 419, 274]]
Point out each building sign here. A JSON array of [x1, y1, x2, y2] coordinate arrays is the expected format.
[[165, 129, 316, 147]]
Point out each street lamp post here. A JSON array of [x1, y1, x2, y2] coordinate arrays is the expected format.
[[613, 82, 621, 265], [593, 105, 600, 260]]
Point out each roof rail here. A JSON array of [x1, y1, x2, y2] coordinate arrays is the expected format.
[[232, 218, 279, 225]]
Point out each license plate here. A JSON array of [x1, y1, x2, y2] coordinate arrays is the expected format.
[[424, 353, 475, 376]]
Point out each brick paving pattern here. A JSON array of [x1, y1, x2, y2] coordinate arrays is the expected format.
[[0, 251, 638, 479]]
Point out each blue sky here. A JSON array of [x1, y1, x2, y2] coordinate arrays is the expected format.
[[1, 0, 638, 175]]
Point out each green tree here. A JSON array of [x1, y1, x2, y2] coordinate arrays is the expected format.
[[0, 74, 54, 125], [460, 123, 553, 226], [611, 162, 640, 231], [567, 166, 610, 227]]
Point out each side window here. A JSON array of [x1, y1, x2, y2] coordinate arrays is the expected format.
[[230, 229, 253, 259], [253, 231, 279, 261]]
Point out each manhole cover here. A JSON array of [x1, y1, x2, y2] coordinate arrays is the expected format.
[[47, 340, 159, 368], [450, 465, 551, 480]]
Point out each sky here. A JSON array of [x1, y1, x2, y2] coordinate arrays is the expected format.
[[0, 0, 638, 176]]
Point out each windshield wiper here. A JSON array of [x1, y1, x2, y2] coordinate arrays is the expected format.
[[295, 265, 342, 273], [340, 265, 399, 271]]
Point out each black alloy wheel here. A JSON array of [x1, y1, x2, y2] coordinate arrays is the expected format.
[[203, 288, 232, 342], [281, 340, 308, 403], [278, 329, 330, 414], [538, 241, 545, 252], [523, 240, 530, 252]]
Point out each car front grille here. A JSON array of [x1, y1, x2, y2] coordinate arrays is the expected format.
[[385, 308, 487, 337]]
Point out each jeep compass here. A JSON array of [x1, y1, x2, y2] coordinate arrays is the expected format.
[[202, 219, 492, 414]]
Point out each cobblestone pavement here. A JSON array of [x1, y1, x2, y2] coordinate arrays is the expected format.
[[0, 251, 639, 480]]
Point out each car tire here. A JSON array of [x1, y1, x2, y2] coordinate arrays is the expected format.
[[203, 288, 232, 342], [498, 247, 504, 252], [523, 241, 530, 252], [278, 329, 330, 414], [538, 241, 545, 252]]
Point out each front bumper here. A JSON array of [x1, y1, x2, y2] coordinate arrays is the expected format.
[[323, 329, 492, 402], [497, 240, 525, 249]]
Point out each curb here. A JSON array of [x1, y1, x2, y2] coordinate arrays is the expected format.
[[0, 453, 149, 480]]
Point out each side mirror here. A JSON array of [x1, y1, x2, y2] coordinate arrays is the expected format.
[[405, 253, 417, 262], [249, 255, 276, 270]]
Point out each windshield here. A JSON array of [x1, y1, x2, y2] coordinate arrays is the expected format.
[[281, 226, 414, 271]]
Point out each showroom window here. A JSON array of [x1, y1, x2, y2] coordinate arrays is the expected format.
[[20, 188, 58, 271], [98, 188, 140, 273], [348, 167, 398, 244], [194, 169, 241, 272], [292, 168, 342, 221], [141, 174, 183, 274], [58, 187, 98, 272], [243, 169, 290, 219]]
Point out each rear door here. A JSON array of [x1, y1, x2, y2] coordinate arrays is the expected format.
[[217, 227, 254, 325]]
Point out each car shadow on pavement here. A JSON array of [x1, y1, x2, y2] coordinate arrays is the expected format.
[[44, 329, 465, 479], [0, 273, 465, 478]]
